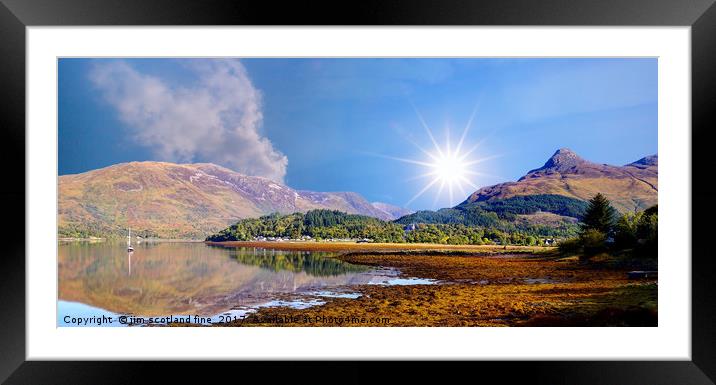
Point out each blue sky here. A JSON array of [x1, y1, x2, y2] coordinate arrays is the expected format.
[[58, 58, 657, 210]]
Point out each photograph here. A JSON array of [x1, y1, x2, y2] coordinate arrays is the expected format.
[[57, 57, 658, 327], [2, 0, 712, 380]]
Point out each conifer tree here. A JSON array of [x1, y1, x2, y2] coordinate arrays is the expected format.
[[581, 193, 616, 235]]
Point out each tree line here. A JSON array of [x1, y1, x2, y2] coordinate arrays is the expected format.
[[559, 193, 657, 259], [206, 209, 569, 246]]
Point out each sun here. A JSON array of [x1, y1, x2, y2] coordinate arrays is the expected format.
[[411, 137, 483, 207], [431, 151, 468, 184], [384, 107, 498, 208]]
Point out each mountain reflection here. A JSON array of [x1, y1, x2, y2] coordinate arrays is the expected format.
[[58, 242, 372, 316]]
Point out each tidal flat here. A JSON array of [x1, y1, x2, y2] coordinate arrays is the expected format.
[[213, 243, 657, 327]]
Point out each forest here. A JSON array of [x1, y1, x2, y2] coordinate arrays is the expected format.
[[206, 193, 657, 251], [207, 205, 577, 246]]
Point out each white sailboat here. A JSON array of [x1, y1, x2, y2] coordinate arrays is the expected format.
[[127, 228, 134, 252]]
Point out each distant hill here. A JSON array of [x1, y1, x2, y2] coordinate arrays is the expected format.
[[58, 162, 394, 239], [371, 202, 414, 220], [395, 194, 586, 236], [463, 148, 657, 213]]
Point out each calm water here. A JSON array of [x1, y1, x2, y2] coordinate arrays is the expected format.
[[58, 242, 434, 326]]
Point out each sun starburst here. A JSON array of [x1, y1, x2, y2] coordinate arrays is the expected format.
[[390, 107, 499, 208]]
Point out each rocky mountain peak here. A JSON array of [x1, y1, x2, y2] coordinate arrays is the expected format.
[[627, 154, 658, 168], [527, 148, 588, 175], [544, 148, 584, 167]]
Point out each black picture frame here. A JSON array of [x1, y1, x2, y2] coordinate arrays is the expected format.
[[1, 0, 714, 383]]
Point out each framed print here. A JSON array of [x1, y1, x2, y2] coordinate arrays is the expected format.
[[2, 0, 716, 383]]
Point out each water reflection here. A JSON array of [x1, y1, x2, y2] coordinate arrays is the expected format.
[[59, 242, 376, 317], [222, 247, 369, 276]]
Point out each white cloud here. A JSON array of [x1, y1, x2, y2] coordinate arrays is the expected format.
[[90, 59, 288, 182]]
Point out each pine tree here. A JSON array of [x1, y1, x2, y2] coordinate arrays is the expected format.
[[581, 193, 616, 235]]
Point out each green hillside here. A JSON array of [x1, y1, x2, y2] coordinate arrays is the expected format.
[[207, 207, 580, 246], [396, 194, 587, 224]]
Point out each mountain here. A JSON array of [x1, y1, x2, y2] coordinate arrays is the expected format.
[[371, 202, 414, 220], [463, 148, 658, 212], [58, 161, 393, 239], [396, 149, 657, 232]]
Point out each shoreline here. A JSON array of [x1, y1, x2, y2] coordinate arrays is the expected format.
[[59, 237, 204, 243], [205, 240, 553, 254], [58, 237, 105, 242]]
